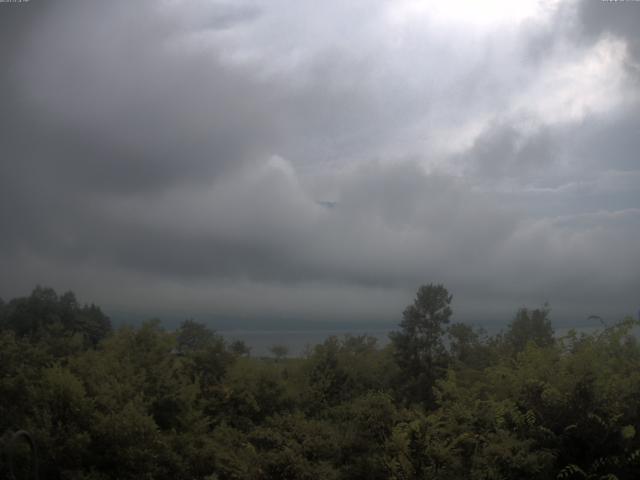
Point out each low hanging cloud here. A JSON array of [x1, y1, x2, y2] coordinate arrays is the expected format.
[[1, 0, 639, 326]]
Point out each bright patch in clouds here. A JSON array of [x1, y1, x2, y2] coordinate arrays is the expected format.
[[387, 0, 553, 29], [515, 37, 632, 125]]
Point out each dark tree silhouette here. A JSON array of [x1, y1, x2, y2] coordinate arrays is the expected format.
[[390, 283, 452, 405]]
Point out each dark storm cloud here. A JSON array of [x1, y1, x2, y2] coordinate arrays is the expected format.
[[1, 0, 639, 324], [458, 104, 640, 186], [578, 0, 640, 63], [0, 0, 284, 279], [5, 0, 278, 193], [458, 122, 561, 181], [574, 105, 640, 172]]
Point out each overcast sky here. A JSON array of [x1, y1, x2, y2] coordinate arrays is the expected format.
[[1, 0, 639, 327]]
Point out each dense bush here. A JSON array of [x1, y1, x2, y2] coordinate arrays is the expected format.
[[1, 285, 639, 479]]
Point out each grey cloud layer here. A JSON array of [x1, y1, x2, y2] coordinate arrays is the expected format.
[[1, 0, 638, 324]]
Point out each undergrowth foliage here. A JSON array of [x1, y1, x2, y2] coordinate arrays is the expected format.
[[1, 285, 639, 479]]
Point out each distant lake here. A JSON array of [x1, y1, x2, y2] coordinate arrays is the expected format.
[[219, 328, 393, 357], [219, 324, 607, 357]]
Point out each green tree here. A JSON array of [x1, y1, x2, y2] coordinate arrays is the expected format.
[[305, 336, 348, 408], [176, 319, 217, 354], [1, 286, 111, 348], [249, 413, 340, 480], [230, 340, 251, 357], [334, 392, 398, 479], [447, 322, 491, 369], [270, 344, 289, 361], [175, 319, 233, 389], [505, 305, 554, 353], [390, 284, 452, 405], [221, 357, 293, 429]]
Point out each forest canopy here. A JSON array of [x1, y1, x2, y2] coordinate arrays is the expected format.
[[1, 285, 639, 480]]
